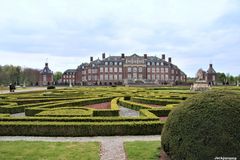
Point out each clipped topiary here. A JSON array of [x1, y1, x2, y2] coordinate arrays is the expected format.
[[161, 90, 240, 160]]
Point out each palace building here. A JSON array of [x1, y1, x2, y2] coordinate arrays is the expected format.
[[61, 53, 187, 85], [39, 63, 54, 86], [196, 64, 217, 85]]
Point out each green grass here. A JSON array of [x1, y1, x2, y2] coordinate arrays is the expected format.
[[0, 141, 100, 160], [124, 141, 161, 160]]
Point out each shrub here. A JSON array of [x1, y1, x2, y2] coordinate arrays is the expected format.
[[0, 114, 10, 117], [131, 97, 182, 106], [119, 97, 153, 111], [47, 86, 56, 89], [0, 121, 163, 136], [36, 107, 93, 117], [161, 90, 240, 159]]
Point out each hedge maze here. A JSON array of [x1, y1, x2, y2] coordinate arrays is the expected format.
[[0, 86, 191, 136]]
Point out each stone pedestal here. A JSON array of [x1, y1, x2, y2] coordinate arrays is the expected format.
[[191, 80, 209, 91]]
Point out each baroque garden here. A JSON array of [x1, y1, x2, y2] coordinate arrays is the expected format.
[[0, 86, 239, 159]]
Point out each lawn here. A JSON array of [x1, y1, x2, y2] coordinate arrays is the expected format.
[[0, 141, 100, 160], [124, 141, 161, 160]]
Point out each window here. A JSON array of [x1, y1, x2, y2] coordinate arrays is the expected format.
[[128, 74, 132, 79], [176, 76, 179, 80], [109, 67, 113, 72], [161, 62, 164, 66], [100, 67, 103, 72], [156, 74, 160, 79], [114, 67, 118, 72], [119, 74, 122, 80], [156, 62, 159, 66], [92, 64, 95, 67], [165, 75, 168, 80], [105, 62, 108, 65], [152, 68, 155, 73], [156, 68, 159, 73], [119, 68, 122, 72], [147, 68, 151, 73], [171, 76, 174, 80], [147, 62, 150, 65], [161, 68, 164, 73], [105, 67, 108, 72], [139, 74, 142, 79], [165, 68, 168, 73], [171, 69, 174, 74], [109, 74, 113, 80], [110, 62, 113, 65], [104, 75, 108, 80], [128, 67, 131, 72], [147, 74, 151, 80], [152, 74, 155, 80], [100, 75, 103, 80], [139, 67, 142, 72], [114, 74, 118, 80], [88, 76, 91, 80], [114, 62, 118, 65], [133, 73, 137, 79], [119, 62, 122, 65], [133, 67, 137, 72], [43, 75, 47, 82]]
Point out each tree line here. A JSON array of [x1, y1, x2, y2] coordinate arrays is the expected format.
[[0, 65, 62, 86], [216, 73, 240, 85]]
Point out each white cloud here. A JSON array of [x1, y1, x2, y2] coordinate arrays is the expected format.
[[0, 0, 239, 76]]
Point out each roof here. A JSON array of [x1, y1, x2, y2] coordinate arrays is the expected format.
[[63, 69, 76, 74], [207, 65, 216, 74], [40, 63, 53, 74]]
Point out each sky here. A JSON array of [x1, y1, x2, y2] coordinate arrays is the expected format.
[[0, 0, 239, 77]]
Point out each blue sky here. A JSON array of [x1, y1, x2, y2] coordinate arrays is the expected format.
[[0, 0, 239, 77]]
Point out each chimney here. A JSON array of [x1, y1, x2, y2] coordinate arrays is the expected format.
[[162, 54, 165, 60], [121, 53, 125, 59], [209, 64, 213, 68], [144, 54, 147, 59], [45, 63, 48, 67], [168, 57, 172, 63], [90, 57, 93, 62], [102, 53, 105, 59]]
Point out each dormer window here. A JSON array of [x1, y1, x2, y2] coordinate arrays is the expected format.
[[105, 62, 108, 65]]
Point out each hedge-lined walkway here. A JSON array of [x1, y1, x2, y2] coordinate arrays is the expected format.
[[0, 135, 161, 160], [119, 106, 139, 117]]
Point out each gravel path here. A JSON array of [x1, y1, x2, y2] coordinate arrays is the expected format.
[[100, 138, 126, 160], [10, 112, 25, 117], [119, 106, 139, 117], [0, 135, 161, 160]]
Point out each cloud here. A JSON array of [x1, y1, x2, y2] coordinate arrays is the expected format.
[[0, 0, 239, 76]]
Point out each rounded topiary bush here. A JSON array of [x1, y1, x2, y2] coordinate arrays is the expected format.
[[161, 90, 240, 160]]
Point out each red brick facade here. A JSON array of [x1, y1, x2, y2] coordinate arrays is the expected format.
[[61, 53, 187, 85]]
